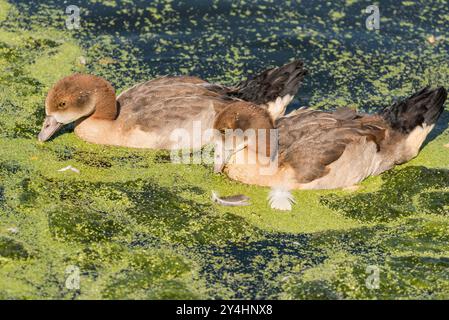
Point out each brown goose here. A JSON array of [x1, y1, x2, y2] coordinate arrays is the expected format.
[[213, 87, 448, 210], [38, 60, 307, 149]]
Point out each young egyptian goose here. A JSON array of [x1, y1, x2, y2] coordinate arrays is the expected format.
[[38, 60, 307, 149], [213, 87, 448, 210]]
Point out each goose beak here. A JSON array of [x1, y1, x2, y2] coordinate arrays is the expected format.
[[38, 115, 64, 142]]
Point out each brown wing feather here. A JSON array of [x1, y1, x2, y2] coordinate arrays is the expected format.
[[116, 76, 236, 132], [277, 109, 387, 183]]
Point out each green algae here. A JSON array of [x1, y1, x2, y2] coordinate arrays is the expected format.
[[0, 0, 448, 299], [0, 1, 10, 23], [0, 2, 83, 140], [0, 236, 30, 259], [281, 218, 449, 299], [321, 166, 449, 222]]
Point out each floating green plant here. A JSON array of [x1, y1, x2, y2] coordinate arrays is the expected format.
[[0, 0, 448, 299]]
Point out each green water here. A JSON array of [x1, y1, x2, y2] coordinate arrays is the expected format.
[[0, 0, 448, 299]]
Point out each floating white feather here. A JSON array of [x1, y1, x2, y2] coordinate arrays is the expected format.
[[268, 186, 295, 211], [211, 191, 250, 207], [7, 227, 19, 234], [57, 165, 80, 174]]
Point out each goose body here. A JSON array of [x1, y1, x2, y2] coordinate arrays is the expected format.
[[213, 87, 447, 209], [38, 60, 307, 150], [74, 76, 229, 149], [221, 109, 431, 189]]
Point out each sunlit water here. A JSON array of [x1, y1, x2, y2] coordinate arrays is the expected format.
[[11, 0, 449, 113]]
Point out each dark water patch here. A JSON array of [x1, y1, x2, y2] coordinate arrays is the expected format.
[[0, 39, 45, 91], [278, 218, 449, 299], [0, 160, 39, 206], [194, 232, 324, 299], [424, 110, 449, 148], [18, 177, 39, 206], [0, 99, 38, 139], [0, 42, 22, 64], [41, 178, 257, 246], [0, 160, 21, 175], [0, 31, 64, 139], [45, 145, 149, 169], [64, 243, 127, 280], [47, 202, 132, 244], [0, 236, 30, 259], [110, 154, 148, 168], [153, 151, 174, 164], [129, 232, 167, 249], [0, 91, 43, 140], [193, 223, 407, 298], [30, 103, 46, 131], [2, 73, 42, 92], [12, 0, 449, 113], [51, 147, 113, 168], [159, 149, 213, 170], [389, 255, 449, 274], [51, 145, 74, 161], [0, 161, 39, 208], [321, 166, 449, 222], [284, 279, 344, 300], [383, 255, 449, 298], [68, 213, 442, 299], [72, 151, 113, 168], [0, 161, 32, 214], [10, 119, 42, 139], [123, 180, 256, 245], [101, 250, 198, 299], [310, 225, 388, 259], [23, 37, 60, 50], [418, 192, 449, 216], [253, 227, 383, 298]]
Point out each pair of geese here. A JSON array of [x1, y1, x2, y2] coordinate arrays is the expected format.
[[38, 60, 447, 210]]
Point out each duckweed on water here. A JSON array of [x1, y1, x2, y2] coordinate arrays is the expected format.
[[0, 0, 448, 299], [322, 166, 449, 222]]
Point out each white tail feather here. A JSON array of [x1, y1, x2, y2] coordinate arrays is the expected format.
[[267, 95, 293, 120], [268, 186, 295, 211]]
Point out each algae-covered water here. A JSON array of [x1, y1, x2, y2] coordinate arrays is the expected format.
[[0, 0, 448, 299]]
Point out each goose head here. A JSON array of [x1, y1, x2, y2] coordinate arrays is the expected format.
[[213, 102, 276, 173], [38, 74, 117, 142]]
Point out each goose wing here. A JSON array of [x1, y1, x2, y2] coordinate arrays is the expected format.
[[116, 76, 235, 130], [277, 109, 387, 183]]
